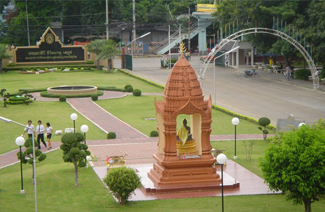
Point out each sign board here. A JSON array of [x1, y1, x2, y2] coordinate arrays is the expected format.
[[276, 114, 304, 132], [14, 27, 86, 64], [197, 4, 217, 12]]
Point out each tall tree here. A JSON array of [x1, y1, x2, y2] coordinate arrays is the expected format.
[[260, 120, 325, 212], [86, 39, 119, 71], [97, 40, 119, 72]]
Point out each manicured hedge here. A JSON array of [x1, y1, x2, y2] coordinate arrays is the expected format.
[[19, 88, 47, 93], [211, 105, 276, 131], [40, 91, 104, 98], [97, 86, 126, 92]]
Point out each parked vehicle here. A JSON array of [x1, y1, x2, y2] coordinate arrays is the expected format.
[[244, 69, 258, 77]]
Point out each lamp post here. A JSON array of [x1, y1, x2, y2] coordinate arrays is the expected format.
[[80, 125, 89, 145], [217, 153, 228, 212], [70, 113, 78, 133], [298, 122, 306, 128], [86, 155, 92, 169], [231, 117, 239, 160], [15, 136, 25, 194], [131, 32, 151, 71], [0, 116, 37, 212]]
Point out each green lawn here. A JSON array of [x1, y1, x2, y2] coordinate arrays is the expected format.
[[0, 101, 106, 154], [1, 149, 324, 212], [96, 95, 265, 136], [211, 140, 271, 178], [0, 70, 164, 94]]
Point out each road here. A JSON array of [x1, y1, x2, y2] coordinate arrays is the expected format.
[[114, 56, 325, 125]]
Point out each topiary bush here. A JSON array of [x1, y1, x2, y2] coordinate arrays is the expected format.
[[294, 69, 311, 80], [126, 86, 133, 92], [104, 167, 142, 205], [150, 130, 158, 137], [91, 94, 98, 101], [133, 89, 141, 96], [107, 132, 116, 139], [124, 84, 133, 92], [258, 117, 271, 140], [60, 132, 90, 186], [59, 95, 66, 102]]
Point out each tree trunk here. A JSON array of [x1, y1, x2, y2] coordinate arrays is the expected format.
[[0, 59, 2, 73], [74, 161, 79, 187], [304, 199, 311, 212], [107, 59, 110, 74], [96, 59, 100, 70]]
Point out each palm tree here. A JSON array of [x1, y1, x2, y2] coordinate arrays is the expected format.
[[0, 44, 11, 73], [97, 40, 119, 73], [86, 39, 119, 71]]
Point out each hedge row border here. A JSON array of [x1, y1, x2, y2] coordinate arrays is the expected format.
[[40, 91, 104, 98]]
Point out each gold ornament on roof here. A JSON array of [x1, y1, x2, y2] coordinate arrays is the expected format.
[[179, 41, 186, 53]]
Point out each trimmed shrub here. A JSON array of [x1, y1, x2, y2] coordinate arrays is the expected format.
[[6, 96, 33, 105], [97, 86, 126, 92], [124, 84, 132, 89], [107, 132, 116, 139], [126, 86, 133, 92], [104, 167, 142, 205], [258, 117, 271, 140], [91, 94, 98, 101], [41, 91, 104, 98], [133, 89, 141, 96], [59, 96, 66, 102], [150, 130, 159, 137], [85, 60, 94, 64], [294, 69, 311, 80]]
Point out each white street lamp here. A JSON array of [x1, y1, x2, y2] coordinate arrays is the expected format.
[[70, 113, 78, 133], [131, 32, 151, 71], [298, 122, 306, 128], [80, 125, 89, 144], [0, 116, 37, 212], [15, 136, 25, 194], [217, 153, 227, 212], [231, 117, 240, 160]]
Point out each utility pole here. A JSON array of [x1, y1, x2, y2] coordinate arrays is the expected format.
[[188, 7, 191, 52], [133, 0, 136, 53], [106, 0, 109, 40], [26, 0, 30, 46], [133, 0, 136, 40]]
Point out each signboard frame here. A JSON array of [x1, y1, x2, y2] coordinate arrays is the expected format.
[[13, 27, 87, 65]]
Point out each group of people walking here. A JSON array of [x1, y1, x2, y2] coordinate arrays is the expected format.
[[22, 120, 52, 150]]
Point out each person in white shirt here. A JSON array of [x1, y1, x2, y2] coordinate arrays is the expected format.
[[36, 120, 47, 149], [46, 122, 53, 150], [23, 120, 35, 138]]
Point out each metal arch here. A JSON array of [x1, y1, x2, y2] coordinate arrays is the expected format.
[[198, 27, 319, 90]]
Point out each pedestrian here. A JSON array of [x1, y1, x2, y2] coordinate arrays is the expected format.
[[36, 120, 47, 149], [286, 65, 291, 80], [46, 122, 52, 150], [22, 120, 35, 138]]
